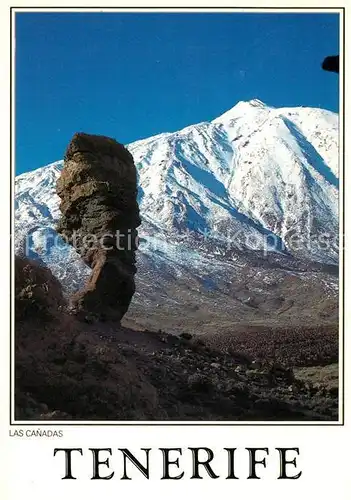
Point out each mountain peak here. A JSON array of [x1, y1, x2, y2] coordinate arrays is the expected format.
[[247, 98, 267, 107], [15, 101, 338, 271], [212, 98, 270, 124]]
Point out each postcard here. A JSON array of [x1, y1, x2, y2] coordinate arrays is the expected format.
[[2, 1, 349, 499]]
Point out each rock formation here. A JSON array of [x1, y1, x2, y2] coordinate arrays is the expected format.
[[15, 256, 65, 322], [56, 132, 141, 321]]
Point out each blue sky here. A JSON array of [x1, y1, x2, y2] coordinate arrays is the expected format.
[[15, 11, 339, 175]]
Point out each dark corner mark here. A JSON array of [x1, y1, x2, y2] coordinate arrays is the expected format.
[[322, 55, 339, 74]]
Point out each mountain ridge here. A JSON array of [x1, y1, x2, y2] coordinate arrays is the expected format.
[[14, 99, 339, 331]]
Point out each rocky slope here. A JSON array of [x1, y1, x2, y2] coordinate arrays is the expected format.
[[15, 267, 338, 421]]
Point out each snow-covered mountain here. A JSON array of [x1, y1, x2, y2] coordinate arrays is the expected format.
[[14, 99, 339, 328], [15, 99, 339, 259]]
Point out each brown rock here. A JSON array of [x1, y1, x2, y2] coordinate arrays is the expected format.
[[15, 256, 65, 322], [56, 132, 141, 321]]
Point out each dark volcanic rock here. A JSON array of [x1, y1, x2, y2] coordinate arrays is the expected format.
[[56, 132, 141, 321], [15, 256, 65, 322]]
